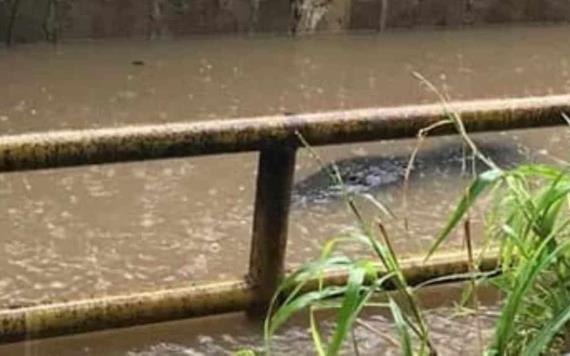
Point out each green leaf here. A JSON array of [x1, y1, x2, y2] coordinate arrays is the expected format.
[[427, 169, 503, 260], [327, 264, 369, 355], [534, 183, 570, 240], [491, 237, 570, 354], [268, 287, 346, 337], [523, 302, 570, 356], [310, 307, 326, 356], [389, 298, 414, 356], [281, 256, 352, 289], [514, 164, 570, 182]]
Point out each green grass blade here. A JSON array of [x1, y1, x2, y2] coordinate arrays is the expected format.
[[534, 184, 570, 239], [522, 302, 570, 356], [327, 264, 369, 356], [515, 164, 570, 182], [389, 298, 414, 356], [491, 238, 570, 354], [310, 307, 326, 356], [500, 223, 530, 259], [269, 287, 347, 337], [427, 168, 503, 260]]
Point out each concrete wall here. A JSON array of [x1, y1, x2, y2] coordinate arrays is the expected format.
[[1, 0, 570, 43]]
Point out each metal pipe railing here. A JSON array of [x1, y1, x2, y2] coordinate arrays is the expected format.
[[0, 94, 568, 343], [0, 95, 568, 172], [0, 250, 499, 343], [248, 145, 297, 310]]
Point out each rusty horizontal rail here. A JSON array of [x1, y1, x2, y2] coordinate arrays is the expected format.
[[0, 249, 498, 343], [0, 94, 568, 173], [0, 94, 567, 344]]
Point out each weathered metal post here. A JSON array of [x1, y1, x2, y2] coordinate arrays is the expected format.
[[248, 145, 297, 311]]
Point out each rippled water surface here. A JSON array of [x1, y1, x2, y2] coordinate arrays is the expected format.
[[0, 24, 569, 354]]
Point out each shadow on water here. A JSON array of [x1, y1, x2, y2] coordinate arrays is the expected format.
[[292, 139, 524, 206]]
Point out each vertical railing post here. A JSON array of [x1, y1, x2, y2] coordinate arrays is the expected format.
[[248, 144, 297, 311]]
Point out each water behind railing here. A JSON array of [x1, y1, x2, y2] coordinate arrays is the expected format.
[[0, 24, 569, 355]]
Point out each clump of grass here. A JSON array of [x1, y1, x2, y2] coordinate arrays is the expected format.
[[417, 72, 570, 354], [261, 136, 570, 355], [262, 213, 435, 355], [259, 130, 447, 355], [255, 76, 570, 355], [432, 163, 570, 355]]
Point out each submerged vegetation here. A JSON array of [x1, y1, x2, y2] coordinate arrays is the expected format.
[[254, 98, 570, 354]]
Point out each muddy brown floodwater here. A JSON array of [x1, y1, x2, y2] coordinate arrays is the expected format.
[[0, 24, 570, 355]]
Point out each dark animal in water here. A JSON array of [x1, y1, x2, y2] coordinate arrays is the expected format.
[[292, 139, 523, 206]]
